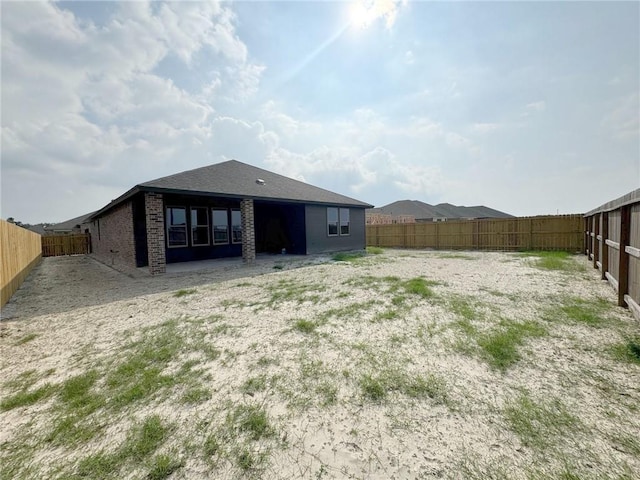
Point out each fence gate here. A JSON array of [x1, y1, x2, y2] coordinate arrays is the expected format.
[[42, 234, 91, 257]]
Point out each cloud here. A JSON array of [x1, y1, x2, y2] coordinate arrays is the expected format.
[[472, 123, 501, 134], [1, 0, 265, 221], [404, 50, 415, 65], [525, 101, 546, 112], [602, 92, 640, 140]]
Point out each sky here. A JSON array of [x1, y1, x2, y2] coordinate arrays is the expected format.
[[1, 0, 639, 224]]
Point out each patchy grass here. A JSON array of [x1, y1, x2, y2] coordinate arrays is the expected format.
[[3, 250, 639, 479], [229, 405, 274, 441], [359, 369, 449, 404], [402, 277, 437, 299], [503, 392, 581, 449], [3, 369, 42, 393], [292, 318, 319, 334], [611, 337, 640, 365], [520, 251, 585, 272], [360, 374, 387, 402], [436, 253, 476, 260], [174, 288, 197, 298], [147, 453, 183, 480], [366, 246, 384, 255], [345, 275, 440, 302], [318, 300, 381, 321], [181, 386, 210, 404], [266, 279, 326, 306], [14, 333, 38, 346], [69, 415, 173, 479], [240, 375, 269, 395], [447, 294, 478, 322], [545, 297, 612, 328], [1, 383, 56, 411], [478, 320, 547, 371], [449, 298, 547, 371], [332, 251, 367, 262]]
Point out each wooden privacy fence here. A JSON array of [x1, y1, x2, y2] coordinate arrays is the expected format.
[[584, 189, 640, 320], [42, 234, 91, 257], [1, 219, 42, 307], [366, 215, 584, 252]]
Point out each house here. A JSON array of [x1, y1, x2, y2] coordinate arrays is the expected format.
[[366, 200, 513, 223], [25, 224, 48, 236], [44, 212, 96, 235], [87, 160, 373, 274]]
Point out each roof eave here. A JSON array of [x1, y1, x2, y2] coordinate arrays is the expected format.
[[88, 186, 142, 221], [90, 184, 373, 221], [141, 186, 373, 208]]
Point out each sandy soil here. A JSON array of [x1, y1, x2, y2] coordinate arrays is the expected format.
[[1, 250, 638, 479]]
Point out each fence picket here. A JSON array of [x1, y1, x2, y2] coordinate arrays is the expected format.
[[41, 234, 91, 257], [366, 215, 584, 252]]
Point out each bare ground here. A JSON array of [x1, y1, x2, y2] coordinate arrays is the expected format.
[[1, 250, 638, 479]]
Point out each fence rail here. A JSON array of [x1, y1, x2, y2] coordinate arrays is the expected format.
[[366, 215, 584, 252], [42, 234, 91, 257], [584, 189, 640, 320], [1, 220, 42, 307]]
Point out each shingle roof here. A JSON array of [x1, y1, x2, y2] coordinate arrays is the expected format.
[[368, 200, 513, 220], [139, 160, 371, 207], [91, 160, 372, 219], [368, 200, 440, 219], [45, 211, 96, 232]]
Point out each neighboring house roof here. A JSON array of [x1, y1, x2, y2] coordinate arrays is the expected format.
[[45, 212, 96, 233], [91, 160, 373, 219], [368, 200, 441, 219], [368, 200, 513, 220], [26, 224, 47, 235]]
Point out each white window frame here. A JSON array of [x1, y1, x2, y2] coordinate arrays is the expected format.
[[339, 208, 350, 236], [327, 207, 339, 236], [231, 209, 242, 244], [212, 208, 229, 245], [166, 206, 188, 248], [190, 207, 210, 246]]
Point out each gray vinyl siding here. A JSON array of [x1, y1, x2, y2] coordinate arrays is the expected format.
[[305, 205, 366, 254]]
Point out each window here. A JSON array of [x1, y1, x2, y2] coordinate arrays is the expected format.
[[340, 208, 350, 235], [327, 207, 339, 236], [327, 207, 350, 236], [231, 209, 242, 244], [167, 207, 187, 247], [190, 207, 209, 246], [212, 209, 229, 244]]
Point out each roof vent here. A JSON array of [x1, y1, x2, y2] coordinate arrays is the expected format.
[[256, 178, 265, 185]]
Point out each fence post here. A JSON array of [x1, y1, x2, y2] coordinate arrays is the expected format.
[[584, 217, 589, 255], [593, 213, 601, 268], [618, 206, 631, 308], [601, 212, 609, 280]]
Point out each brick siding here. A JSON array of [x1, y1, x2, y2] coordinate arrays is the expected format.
[[90, 201, 136, 269], [240, 199, 256, 264], [145, 192, 166, 275]]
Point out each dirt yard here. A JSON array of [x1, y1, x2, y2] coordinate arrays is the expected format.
[[1, 250, 639, 479]]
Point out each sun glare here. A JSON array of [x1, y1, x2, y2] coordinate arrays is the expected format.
[[349, 1, 375, 29]]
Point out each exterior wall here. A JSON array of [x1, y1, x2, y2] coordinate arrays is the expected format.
[[254, 202, 306, 254], [305, 205, 366, 254], [145, 192, 166, 275], [90, 201, 136, 269], [163, 194, 242, 263]]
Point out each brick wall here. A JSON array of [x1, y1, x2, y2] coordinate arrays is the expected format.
[[145, 192, 166, 275], [240, 199, 256, 264], [90, 201, 137, 268]]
